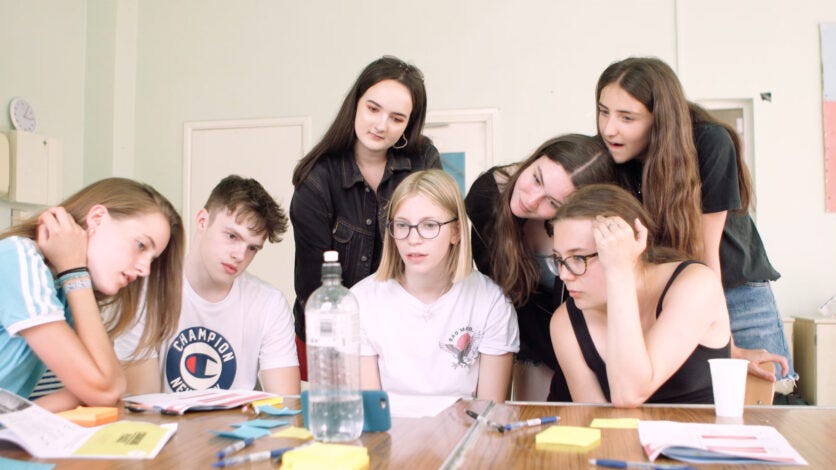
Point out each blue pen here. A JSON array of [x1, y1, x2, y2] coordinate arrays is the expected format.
[[502, 415, 559, 432], [589, 458, 696, 470], [212, 447, 292, 468], [216, 437, 255, 459]]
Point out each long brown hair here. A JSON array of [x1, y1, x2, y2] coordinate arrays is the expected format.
[[596, 57, 703, 258], [551, 184, 685, 265], [1, 177, 184, 358], [596, 57, 754, 258], [491, 134, 614, 306], [292, 56, 429, 186]]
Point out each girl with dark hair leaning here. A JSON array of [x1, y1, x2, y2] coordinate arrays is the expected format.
[[290, 56, 441, 376], [465, 134, 614, 400]]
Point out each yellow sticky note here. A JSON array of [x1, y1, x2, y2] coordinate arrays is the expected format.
[[272, 426, 314, 440], [281, 442, 369, 470], [535, 425, 601, 450], [57, 406, 119, 427], [589, 418, 639, 429], [250, 396, 284, 408]]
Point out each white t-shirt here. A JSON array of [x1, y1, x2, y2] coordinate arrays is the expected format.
[[115, 271, 298, 392], [353, 270, 519, 398]]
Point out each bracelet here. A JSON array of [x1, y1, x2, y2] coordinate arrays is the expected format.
[[63, 277, 92, 293], [57, 268, 90, 286], [56, 267, 88, 279], [59, 271, 90, 285]]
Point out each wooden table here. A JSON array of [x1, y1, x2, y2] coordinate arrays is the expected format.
[[1, 399, 833, 469]]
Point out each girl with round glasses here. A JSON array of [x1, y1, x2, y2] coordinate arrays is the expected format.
[[595, 57, 793, 388], [465, 134, 614, 401], [354, 170, 519, 402], [550, 184, 730, 406]]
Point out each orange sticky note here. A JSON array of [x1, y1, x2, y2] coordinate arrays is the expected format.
[[57, 406, 119, 427]]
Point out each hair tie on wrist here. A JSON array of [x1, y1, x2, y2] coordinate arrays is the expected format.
[[56, 267, 88, 279], [57, 267, 90, 286]]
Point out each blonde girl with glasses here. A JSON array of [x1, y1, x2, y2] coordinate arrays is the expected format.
[[550, 184, 730, 406], [354, 170, 519, 402]]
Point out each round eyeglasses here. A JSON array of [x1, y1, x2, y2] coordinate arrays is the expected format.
[[546, 253, 599, 276], [387, 218, 458, 240]]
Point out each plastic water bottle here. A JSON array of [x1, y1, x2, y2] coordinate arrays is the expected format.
[[305, 250, 363, 441]]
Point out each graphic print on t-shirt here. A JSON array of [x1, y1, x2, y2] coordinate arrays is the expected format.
[[165, 327, 237, 391], [439, 326, 481, 368]]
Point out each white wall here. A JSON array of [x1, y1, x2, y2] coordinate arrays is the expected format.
[[2, 0, 835, 316], [0, 0, 87, 196], [677, 1, 836, 316]]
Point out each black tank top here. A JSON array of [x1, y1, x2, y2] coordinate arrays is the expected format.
[[566, 260, 730, 404]]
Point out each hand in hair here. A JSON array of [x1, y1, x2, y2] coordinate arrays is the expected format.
[[37, 207, 88, 272], [592, 215, 647, 273]]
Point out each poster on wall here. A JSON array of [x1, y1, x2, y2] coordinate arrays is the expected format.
[[422, 109, 497, 196], [822, 23, 836, 212]]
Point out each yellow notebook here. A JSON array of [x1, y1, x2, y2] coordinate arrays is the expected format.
[[281, 442, 369, 470]]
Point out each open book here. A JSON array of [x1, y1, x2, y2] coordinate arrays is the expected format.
[[123, 388, 275, 415], [0, 388, 176, 459], [638, 420, 808, 465]]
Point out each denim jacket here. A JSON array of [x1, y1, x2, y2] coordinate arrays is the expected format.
[[290, 142, 440, 340]]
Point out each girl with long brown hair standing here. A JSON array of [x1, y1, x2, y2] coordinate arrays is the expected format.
[[595, 57, 795, 392]]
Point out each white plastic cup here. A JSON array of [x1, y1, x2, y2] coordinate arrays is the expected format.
[[708, 358, 749, 417]]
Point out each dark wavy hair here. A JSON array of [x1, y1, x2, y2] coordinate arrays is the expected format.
[[491, 134, 615, 306], [292, 55, 429, 186], [596, 57, 754, 259]]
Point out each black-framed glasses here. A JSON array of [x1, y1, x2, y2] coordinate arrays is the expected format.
[[546, 253, 599, 276], [387, 218, 458, 240]]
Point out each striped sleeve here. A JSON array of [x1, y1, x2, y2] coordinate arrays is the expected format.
[[0, 237, 66, 336]]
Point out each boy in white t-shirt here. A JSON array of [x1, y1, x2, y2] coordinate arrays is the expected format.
[[355, 170, 519, 402], [116, 175, 300, 395]]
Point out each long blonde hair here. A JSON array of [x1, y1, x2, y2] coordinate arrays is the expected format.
[[1, 177, 184, 358], [376, 170, 472, 283]]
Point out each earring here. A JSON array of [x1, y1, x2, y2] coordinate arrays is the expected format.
[[393, 134, 408, 150]]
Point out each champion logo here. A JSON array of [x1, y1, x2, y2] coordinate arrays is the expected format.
[[165, 327, 236, 392]]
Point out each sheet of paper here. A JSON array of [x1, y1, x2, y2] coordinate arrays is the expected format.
[[385, 393, 460, 418], [535, 426, 601, 447], [272, 426, 313, 440], [71, 422, 177, 458], [231, 419, 289, 429], [0, 388, 176, 460], [0, 457, 54, 470], [638, 420, 808, 465], [123, 389, 275, 415], [212, 426, 270, 440]]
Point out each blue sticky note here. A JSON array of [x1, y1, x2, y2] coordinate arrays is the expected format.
[[257, 405, 302, 416], [0, 457, 55, 470], [212, 425, 270, 439], [231, 419, 290, 429]]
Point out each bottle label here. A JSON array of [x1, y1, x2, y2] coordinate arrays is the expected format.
[[307, 312, 359, 351]]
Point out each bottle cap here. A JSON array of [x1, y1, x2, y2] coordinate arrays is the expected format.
[[323, 250, 339, 263]]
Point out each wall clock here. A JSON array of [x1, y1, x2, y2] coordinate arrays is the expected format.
[[9, 97, 36, 133]]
